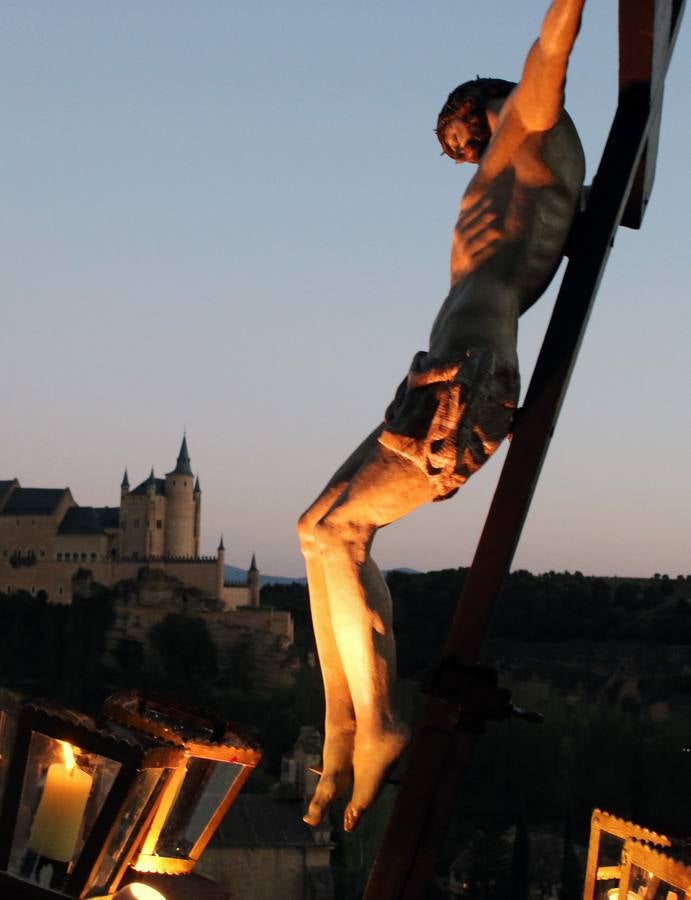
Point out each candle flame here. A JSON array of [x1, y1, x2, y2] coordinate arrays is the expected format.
[[60, 740, 76, 773]]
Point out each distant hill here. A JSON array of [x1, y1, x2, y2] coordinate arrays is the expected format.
[[224, 565, 305, 587], [224, 564, 419, 587]]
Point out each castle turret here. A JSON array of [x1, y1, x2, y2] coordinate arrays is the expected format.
[[164, 435, 196, 557], [118, 469, 130, 557], [193, 475, 202, 558], [248, 552, 260, 607], [217, 535, 225, 600]]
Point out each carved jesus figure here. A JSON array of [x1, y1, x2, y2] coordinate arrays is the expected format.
[[298, 0, 586, 832]]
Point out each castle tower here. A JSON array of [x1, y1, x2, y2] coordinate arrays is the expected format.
[[193, 476, 202, 558], [164, 436, 196, 558], [145, 467, 165, 558], [248, 553, 260, 607]]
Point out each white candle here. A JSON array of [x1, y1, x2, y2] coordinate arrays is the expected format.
[[29, 741, 93, 863]]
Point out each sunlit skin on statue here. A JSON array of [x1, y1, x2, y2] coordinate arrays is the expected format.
[[298, 0, 586, 832]]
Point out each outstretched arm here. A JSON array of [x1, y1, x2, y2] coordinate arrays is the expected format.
[[511, 0, 586, 132]]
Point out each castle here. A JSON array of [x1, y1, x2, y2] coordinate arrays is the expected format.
[[0, 436, 259, 607]]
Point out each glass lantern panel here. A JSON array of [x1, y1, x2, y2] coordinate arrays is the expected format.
[[625, 861, 684, 900], [155, 759, 243, 859], [8, 730, 121, 894], [86, 767, 167, 898], [594, 832, 627, 900], [0, 705, 18, 810]]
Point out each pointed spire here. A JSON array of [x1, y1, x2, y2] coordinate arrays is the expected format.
[[194, 475, 201, 494], [149, 466, 155, 481], [173, 434, 193, 475], [121, 468, 130, 489], [218, 534, 225, 552], [249, 553, 258, 572]]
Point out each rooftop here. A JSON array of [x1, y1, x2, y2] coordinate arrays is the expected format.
[[1, 487, 69, 516]]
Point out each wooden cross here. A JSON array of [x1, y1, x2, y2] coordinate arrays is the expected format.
[[364, 2, 687, 897]]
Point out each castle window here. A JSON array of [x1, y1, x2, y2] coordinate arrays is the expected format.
[[39, 549, 45, 558], [156, 519, 162, 529], [90, 553, 97, 561], [134, 519, 140, 528], [57, 553, 63, 561], [72, 553, 79, 561], [58, 586, 64, 596], [81, 553, 87, 561], [132, 551, 139, 559]]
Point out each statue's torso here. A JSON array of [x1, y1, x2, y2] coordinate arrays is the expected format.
[[429, 108, 585, 363]]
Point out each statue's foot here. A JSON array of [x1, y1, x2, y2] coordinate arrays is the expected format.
[[303, 730, 355, 827], [343, 723, 410, 833]]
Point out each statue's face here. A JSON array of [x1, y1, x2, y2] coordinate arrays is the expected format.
[[439, 108, 491, 164]]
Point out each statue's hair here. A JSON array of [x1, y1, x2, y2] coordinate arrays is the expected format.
[[436, 77, 517, 157]]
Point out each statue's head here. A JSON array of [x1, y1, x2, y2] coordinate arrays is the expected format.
[[436, 77, 516, 163]]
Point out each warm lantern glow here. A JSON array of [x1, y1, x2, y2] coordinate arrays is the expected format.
[[607, 889, 639, 900], [130, 884, 167, 900], [112, 883, 168, 900]]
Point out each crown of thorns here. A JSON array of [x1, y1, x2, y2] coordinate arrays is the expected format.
[[435, 77, 516, 159]]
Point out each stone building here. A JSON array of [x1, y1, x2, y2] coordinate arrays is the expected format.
[[199, 728, 334, 900], [0, 436, 257, 607]]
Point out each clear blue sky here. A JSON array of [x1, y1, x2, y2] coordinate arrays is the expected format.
[[2, 1, 689, 578]]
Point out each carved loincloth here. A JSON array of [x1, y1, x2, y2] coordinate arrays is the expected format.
[[378, 348, 519, 501]]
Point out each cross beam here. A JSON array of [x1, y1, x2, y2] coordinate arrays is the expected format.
[[364, 2, 686, 897]]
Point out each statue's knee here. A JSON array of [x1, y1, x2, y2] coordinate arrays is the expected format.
[[297, 513, 315, 552], [299, 511, 329, 558], [313, 516, 343, 553]]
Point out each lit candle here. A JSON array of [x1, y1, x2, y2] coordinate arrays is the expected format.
[[29, 741, 93, 863]]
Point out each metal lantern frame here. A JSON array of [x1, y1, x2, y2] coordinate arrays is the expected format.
[[618, 838, 691, 900], [102, 692, 261, 876], [583, 809, 673, 900], [0, 700, 183, 900]]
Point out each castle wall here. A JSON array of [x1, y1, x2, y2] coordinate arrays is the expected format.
[[225, 607, 294, 643], [0, 557, 222, 604], [0, 510, 67, 563], [221, 585, 250, 610], [199, 846, 326, 900], [55, 533, 109, 563]]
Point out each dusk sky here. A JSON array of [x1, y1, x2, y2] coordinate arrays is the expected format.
[[2, 1, 689, 579]]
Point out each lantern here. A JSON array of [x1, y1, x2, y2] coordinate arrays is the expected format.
[[583, 809, 673, 900], [0, 698, 183, 899], [102, 691, 260, 877]]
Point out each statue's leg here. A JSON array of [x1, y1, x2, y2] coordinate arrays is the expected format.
[[313, 440, 438, 831], [298, 425, 384, 826]]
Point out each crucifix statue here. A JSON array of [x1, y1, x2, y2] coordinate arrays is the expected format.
[[298, 0, 586, 832]]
